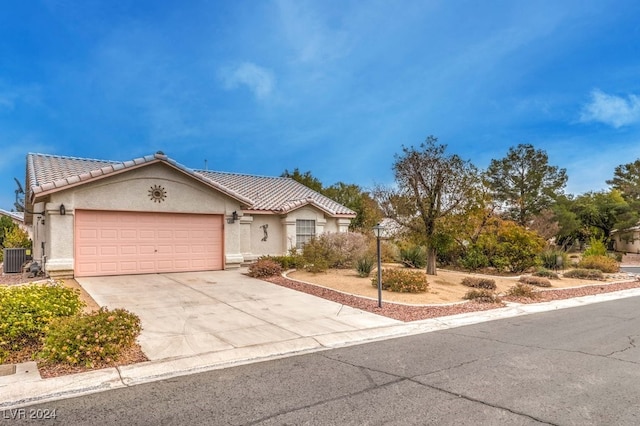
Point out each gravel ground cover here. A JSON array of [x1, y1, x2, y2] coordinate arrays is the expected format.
[[266, 275, 640, 322]]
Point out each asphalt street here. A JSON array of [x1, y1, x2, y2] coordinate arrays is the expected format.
[[3, 295, 640, 425]]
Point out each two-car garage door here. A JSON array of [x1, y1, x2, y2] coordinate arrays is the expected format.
[[75, 210, 223, 277]]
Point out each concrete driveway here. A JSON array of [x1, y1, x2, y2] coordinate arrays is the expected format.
[[77, 270, 401, 361]]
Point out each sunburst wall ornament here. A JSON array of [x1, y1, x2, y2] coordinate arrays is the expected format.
[[148, 184, 167, 203]]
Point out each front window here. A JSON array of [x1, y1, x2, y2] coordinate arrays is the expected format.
[[296, 219, 315, 250]]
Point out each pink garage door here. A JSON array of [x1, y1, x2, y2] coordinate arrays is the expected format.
[[75, 210, 224, 277]]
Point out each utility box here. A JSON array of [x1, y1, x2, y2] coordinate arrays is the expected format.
[[3, 248, 27, 274]]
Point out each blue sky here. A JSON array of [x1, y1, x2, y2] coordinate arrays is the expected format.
[[2, 0, 640, 210]]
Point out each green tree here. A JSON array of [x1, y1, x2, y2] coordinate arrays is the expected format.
[[485, 144, 568, 226], [0, 216, 14, 247], [376, 136, 481, 275], [3, 226, 31, 249], [281, 168, 323, 193], [607, 159, 640, 202], [322, 182, 382, 231], [571, 190, 637, 241], [0, 217, 30, 262], [551, 194, 583, 249], [281, 169, 384, 232]]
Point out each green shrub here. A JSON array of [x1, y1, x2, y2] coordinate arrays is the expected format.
[[261, 254, 304, 270], [380, 240, 400, 263], [459, 245, 490, 271], [399, 245, 427, 269], [302, 232, 368, 272], [466, 221, 545, 273], [247, 258, 283, 278], [532, 268, 559, 279], [0, 282, 84, 360], [539, 250, 568, 270], [0, 219, 32, 262], [578, 255, 619, 273], [460, 277, 497, 290], [505, 283, 538, 299], [432, 232, 461, 266], [583, 237, 607, 257], [371, 268, 428, 293], [563, 268, 604, 280], [38, 308, 141, 367], [493, 223, 545, 273], [463, 289, 501, 303], [518, 276, 552, 288], [355, 257, 375, 278]]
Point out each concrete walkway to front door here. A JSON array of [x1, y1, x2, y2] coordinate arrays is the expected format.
[[77, 270, 402, 362]]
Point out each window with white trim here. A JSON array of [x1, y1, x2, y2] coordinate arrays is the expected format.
[[296, 219, 316, 249]]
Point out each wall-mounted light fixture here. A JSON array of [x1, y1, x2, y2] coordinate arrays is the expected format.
[[59, 204, 66, 215], [227, 211, 239, 224]]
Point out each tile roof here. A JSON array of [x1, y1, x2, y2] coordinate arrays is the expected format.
[[26, 153, 355, 217], [197, 170, 356, 215], [26, 152, 252, 206]]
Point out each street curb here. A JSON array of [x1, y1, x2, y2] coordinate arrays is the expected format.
[[3, 286, 640, 411]]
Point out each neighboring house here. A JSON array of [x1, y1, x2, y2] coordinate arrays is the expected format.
[[24, 152, 355, 278], [611, 226, 640, 253], [0, 208, 30, 238]]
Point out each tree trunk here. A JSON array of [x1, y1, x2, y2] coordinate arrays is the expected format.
[[426, 246, 437, 275]]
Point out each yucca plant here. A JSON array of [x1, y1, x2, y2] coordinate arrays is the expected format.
[[356, 257, 375, 278]]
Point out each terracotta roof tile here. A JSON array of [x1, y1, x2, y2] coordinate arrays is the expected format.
[[197, 170, 355, 216], [25, 153, 354, 217]]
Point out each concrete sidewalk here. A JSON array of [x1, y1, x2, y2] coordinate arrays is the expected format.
[[3, 270, 640, 411]]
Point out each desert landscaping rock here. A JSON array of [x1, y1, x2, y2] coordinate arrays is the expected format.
[[273, 268, 640, 322]]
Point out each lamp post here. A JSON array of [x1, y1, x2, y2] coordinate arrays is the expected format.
[[373, 223, 385, 308]]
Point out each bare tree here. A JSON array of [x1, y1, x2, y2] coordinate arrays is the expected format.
[[375, 136, 480, 275]]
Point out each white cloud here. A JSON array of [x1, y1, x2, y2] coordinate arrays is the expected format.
[[0, 84, 41, 112], [220, 62, 275, 100], [276, 0, 353, 64], [580, 89, 640, 128]]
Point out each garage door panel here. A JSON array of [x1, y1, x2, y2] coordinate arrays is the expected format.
[[120, 245, 138, 255], [139, 230, 156, 240], [79, 229, 98, 239], [156, 245, 173, 255], [75, 211, 223, 277], [157, 230, 173, 239], [100, 263, 118, 273], [120, 229, 137, 239], [139, 245, 156, 255], [78, 246, 98, 256], [100, 246, 118, 256], [174, 247, 190, 255], [138, 260, 157, 273], [99, 229, 117, 239]]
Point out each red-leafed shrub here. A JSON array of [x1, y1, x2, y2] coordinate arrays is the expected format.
[[248, 258, 283, 278]]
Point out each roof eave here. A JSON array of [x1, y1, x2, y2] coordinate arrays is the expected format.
[[29, 154, 254, 207], [277, 199, 356, 217]]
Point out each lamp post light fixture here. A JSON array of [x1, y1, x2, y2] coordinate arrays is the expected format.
[[372, 223, 385, 308]]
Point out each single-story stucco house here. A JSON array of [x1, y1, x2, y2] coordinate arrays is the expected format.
[[23, 152, 355, 278], [611, 226, 640, 254]]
